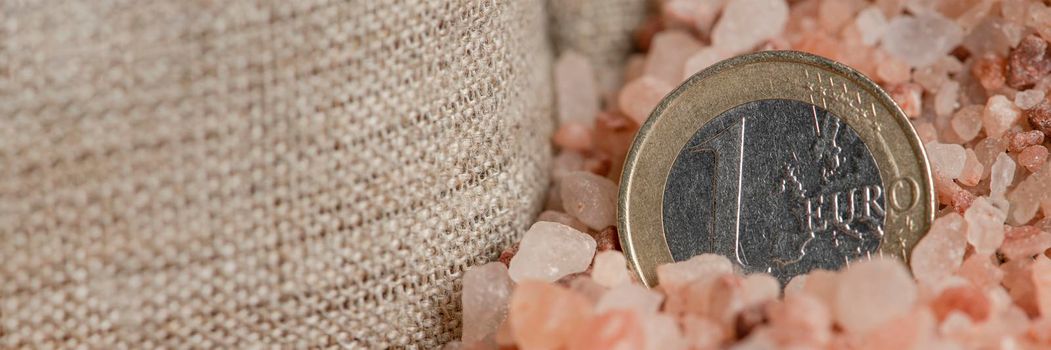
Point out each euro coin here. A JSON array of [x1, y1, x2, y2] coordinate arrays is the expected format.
[[618, 51, 935, 285]]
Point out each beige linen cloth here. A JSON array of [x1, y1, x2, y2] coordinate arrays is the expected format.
[[0, 0, 644, 347]]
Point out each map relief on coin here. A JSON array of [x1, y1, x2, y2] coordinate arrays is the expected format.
[[663, 99, 886, 281]]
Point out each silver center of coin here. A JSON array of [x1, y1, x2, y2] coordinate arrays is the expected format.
[[663, 98, 885, 282]]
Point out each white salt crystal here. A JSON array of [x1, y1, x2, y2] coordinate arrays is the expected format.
[[910, 213, 967, 286], [592, 250, 631, 288], [934, 81, 959, 117], [1007, 162, 1051, 225], [554, 51, 600, 124], [644, 314, 688, 350], [835, 259, 917, 335], [682, 47, 728, 81], [560, 171, 619, 230], [645, 30, 703, 86], [508, 222, 596, 283], [1015, 89, 1046, 110], [990, 153, 1016, 199], [656, 253, 734, 289], [855, 6, 888, 46], [595, 283, 664, 315], [711, 0, 789, 55], [926, 142, 967, 179], [462, 262, 514, 344], [964, 197, 1006, 255], [983, 95, 1021, 139], [951, 105, 984, 142], [882, 13, 964, 68]]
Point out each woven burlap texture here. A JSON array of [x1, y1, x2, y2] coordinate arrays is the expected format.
[[1, 0, 552, 348]]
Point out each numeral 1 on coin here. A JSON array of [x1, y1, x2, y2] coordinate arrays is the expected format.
[[695, 117, 749, 266]]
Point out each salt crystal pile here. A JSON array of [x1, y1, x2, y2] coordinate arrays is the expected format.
[[452, 0, 1051, 348]]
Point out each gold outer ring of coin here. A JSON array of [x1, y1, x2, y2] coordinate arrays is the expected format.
[[617, 50, 936, 287]]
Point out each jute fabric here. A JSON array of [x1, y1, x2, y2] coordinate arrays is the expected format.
[[1, 0, 552, 347]]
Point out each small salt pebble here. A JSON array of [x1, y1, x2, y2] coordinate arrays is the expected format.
[[888, 82, 923, 118], [876, 54, 912, 84], [711, 0, 789, 55], [855, 6, 888, 46], [1018, 145, 1049, 172], [508, 221, 596, 283], [1015, 89, 1046, 109], [926, 142, 967, 179], [553, 121, 593, 152], [560, 171, 618, 230], [591, 250, 631, 288], [462, 262, 514, 344], [989, 152, 1016, 199], [595, 283, 663, 315], [645, 30, 703, 85], [509, 282, 591, 349], [934, 81, 959, 117], [555, 51, 600, 124], [536, 210, 590, 233], [957, 149, 983, 187], [565, 310, 645, 350], [619, 76, 674, 125], [911, 213, 967, 286], [682, 47, 728, 80], [951, 104, 984, 142], [643, 314, 688, 350], [882, 13, 964, 67], [835, 259, 917, 335], [1006, 161, 1051, 225], [964, 197, 1007, 255], [984, 95, 1023, 139]]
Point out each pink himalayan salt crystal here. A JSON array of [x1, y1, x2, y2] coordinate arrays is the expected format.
[[553, 121, 593, 153], [681, 315, 728, 349], [882, 13, 963, 68], [710, 0, 789, 55], [508, 221, 596, 283], [536, 210, 590, 234], [560, 171, 618, 230], [682, 48, 729, 81], [914, 121, 938, 144], [876, 54, 912, 84], [555, 51, 600, 124], [855, 6, 888, 46], [888, 82, 923, 118], [950, 104, 983, 142], [990, 152, 1015, 199], [934, 172, 976, 214], [962, 18, 1017, 58], [595, 283, 663, 316], [783, 274, 806, 297], [958, 149, 983, 187], [958, 254, 1004, 288], [565, 310, 645, 350], [1033, 257, 1051, 317], [926, 142, 967, 179], [1015, 89, 1047, 110], [913, 56, 962, 92], [1002, 258, 1040, 316], [705, 274, 747, 326], [462, 262, 515, 345], [565, 275, 607, 304], [644, 314, 688, 350], [973, 137, 1007, 179], [644, 30, 702, 86], [930, 284, 992, 322], [591, 251, 631, 288], [857, 308, 937, 350], [1007, 161, 1051, 225], [799, 269, 840, 308], [818, 0, 861, 33], [972, 53, 1008, 91], [741, 273, 780, 307], [835, 258, 917, 335], [552, 151, 586, 180], [1005, 130, 1046, 153], [656, 254, 733, 314], [1001, 225, 1051, 260], [910, 213, 967, 286], [964, 197, 1007, 255], [983, 95, 1022, 139], [934, 81, 959, 117], [618, 76, 674, 125], [1019, 145, 1049, 172], [766, 294, 832, 347], [510, 282, 592, 350]]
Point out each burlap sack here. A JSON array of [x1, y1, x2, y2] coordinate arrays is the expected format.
[[1, 0, 552, 348]]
